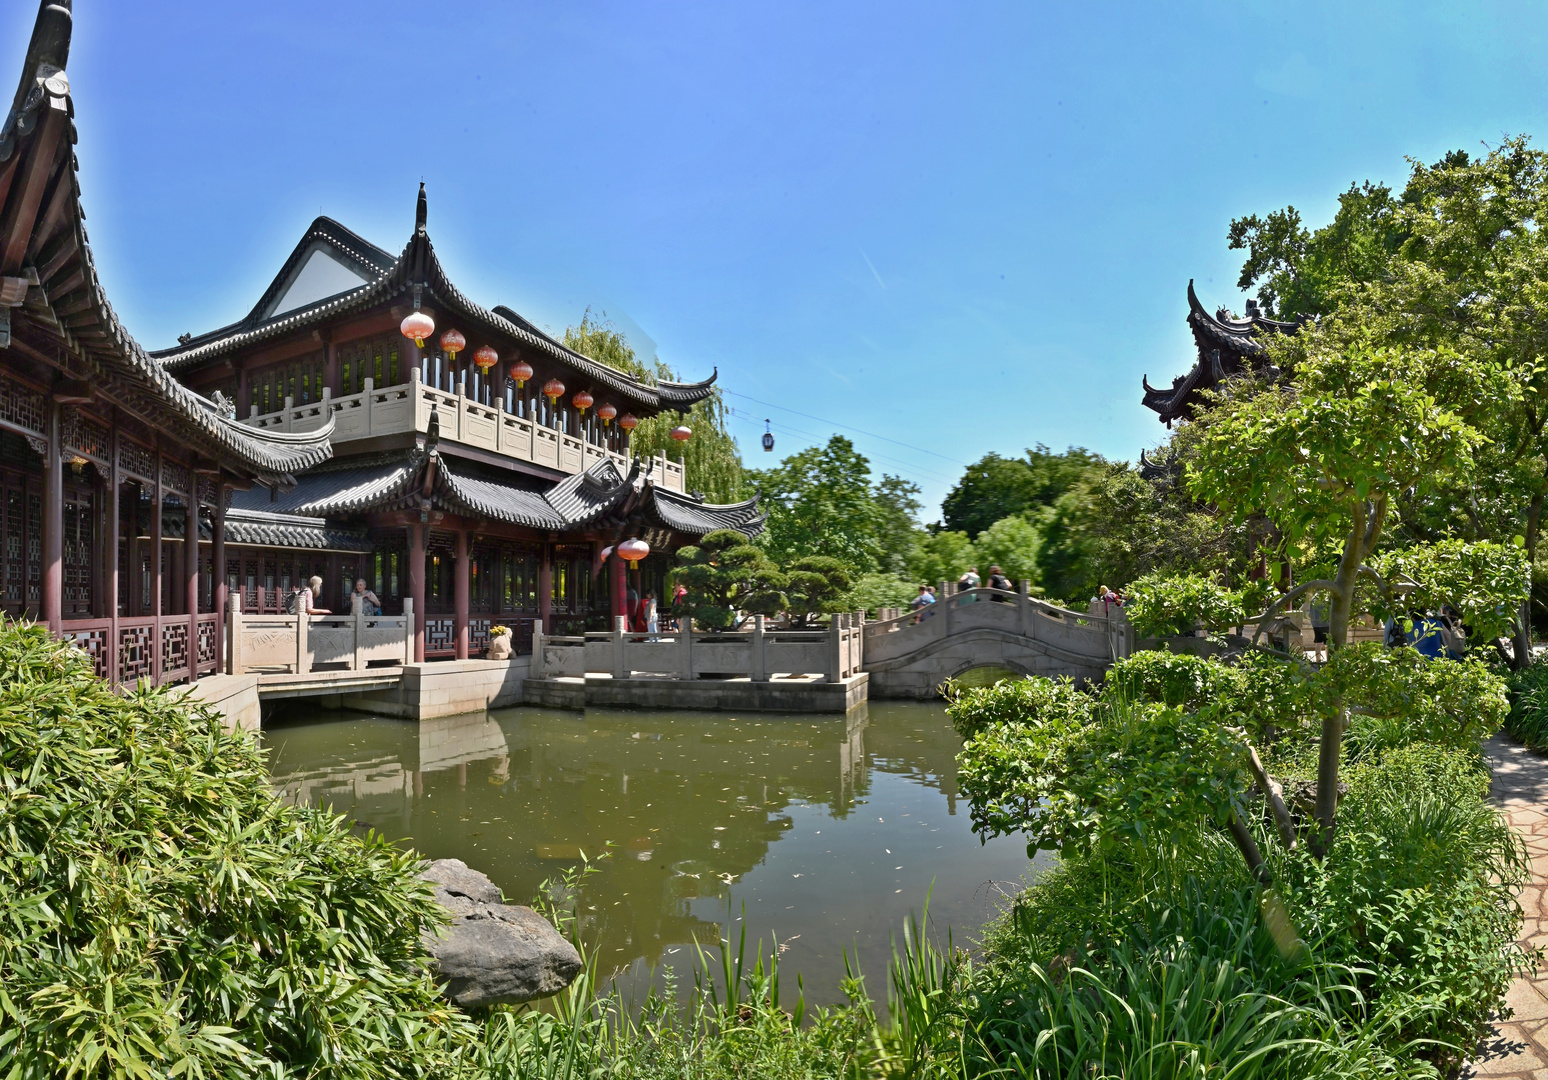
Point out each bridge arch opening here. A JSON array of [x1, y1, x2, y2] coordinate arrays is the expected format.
[[944, 664, 1025, 691]]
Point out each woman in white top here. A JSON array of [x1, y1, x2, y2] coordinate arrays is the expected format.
[[299, 575, 331, 615]]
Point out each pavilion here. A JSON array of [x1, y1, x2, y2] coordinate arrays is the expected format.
[[0, 0, 762, 683]]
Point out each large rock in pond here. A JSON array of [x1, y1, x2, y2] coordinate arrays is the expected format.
[[420, 858, 582, 1008]]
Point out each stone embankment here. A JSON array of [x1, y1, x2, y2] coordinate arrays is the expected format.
[[420, 858, 582, 1008]]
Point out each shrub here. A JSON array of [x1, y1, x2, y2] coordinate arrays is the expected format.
[[1506, 657, 1548, 749], [1124, 571, 1248, 637], [0, 621, 468, 1078]]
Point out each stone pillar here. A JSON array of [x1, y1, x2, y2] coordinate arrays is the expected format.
[[751, 614, 768, 682], [408, 523, 426, 663], [612, 615, 628, 679], [42, 400, 62, 635], [454, 528, 470, 660]]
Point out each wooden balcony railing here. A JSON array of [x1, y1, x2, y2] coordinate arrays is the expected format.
[[64, 612, 221, 688], [243, 372, 688, 493]]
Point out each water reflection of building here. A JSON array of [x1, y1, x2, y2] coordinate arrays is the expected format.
[[265, 704, 980, 976]]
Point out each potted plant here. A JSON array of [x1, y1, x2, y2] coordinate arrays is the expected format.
[[487, 624, 513, 660]]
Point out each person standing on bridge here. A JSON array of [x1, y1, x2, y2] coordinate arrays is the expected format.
[[910, 585, 935, 624], [958, 567, 980, 603], [299, 575, 331, 616], [987, 565, 1012, 602]]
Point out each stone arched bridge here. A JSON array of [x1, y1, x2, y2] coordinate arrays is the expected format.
[[861, 587, 1126, 698]]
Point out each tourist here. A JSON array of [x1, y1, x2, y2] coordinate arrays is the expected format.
[[644, 591, 659, 640], [625, 583, 639, 632], [987, 565, 1012, 602], [671, 583, 688, 632], [958, 566, 980, 602], [299, 575, 330, 615], [910, 584, 934, 624], [353, 578, 381, 616]]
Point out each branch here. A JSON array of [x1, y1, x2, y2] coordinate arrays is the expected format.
[[1249, 578, 1337, 649], [1226, 811, 1273, 887], [1243, 743, 1298, 852]]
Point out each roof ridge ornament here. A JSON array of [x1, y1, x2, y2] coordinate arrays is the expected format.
[[415, 182, 427, 236]]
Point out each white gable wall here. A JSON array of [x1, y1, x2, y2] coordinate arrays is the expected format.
[[264, 243, 373, 320]]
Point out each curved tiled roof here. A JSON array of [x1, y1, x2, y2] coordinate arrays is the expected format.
[[150, 189, 718, 415], [226, 454, 422, 517], [646, 484, 765, 538], [0, 3, 334, 486]]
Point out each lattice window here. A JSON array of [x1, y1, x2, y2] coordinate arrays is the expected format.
[[25, 493, 40, 607], [0, 374, 45, 436], [337, 336, 401, 396], [68, 627, 109, 680], [119, 440, 154, 481], [197, 617, 217, 667], [119, 623, 153, 683], [470, 618, 491, 653], [161, 621, 189, 678], [251, 352, 325, 413], [161, 461, 190, 497], [425, 617, 455, 653], [5, 488, 22, 608], [62, 410, 110, 463], [63, 493, 92, 615], [198, 476, 218, 508]]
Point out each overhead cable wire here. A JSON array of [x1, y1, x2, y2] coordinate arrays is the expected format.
[[722, 389, 972, 467], [723, 406, 959, 486]]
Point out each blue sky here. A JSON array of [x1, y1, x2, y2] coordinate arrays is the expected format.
[[12, 1, 1548, 515]]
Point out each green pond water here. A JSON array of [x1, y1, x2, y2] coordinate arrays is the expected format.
[[263, 700, 1043, 1004]]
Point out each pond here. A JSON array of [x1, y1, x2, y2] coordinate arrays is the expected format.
[[264, 700, 1043, 1004]]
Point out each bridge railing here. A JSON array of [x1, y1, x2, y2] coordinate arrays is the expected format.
[[532, 613, 865, 682], [227, 595, 415, 674]]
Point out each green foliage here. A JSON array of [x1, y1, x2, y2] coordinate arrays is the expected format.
[[1320, 644, 1509, 758], [675, 529, 786, 631], [946, 674, 1094, 738], [563, 310, 744, 502], [970, 514, 1042, 589], [1103, 649, 1240, 709], [846, 572, 917, 617], [1123, 571, 1247, 638], [1366, 538, 1530, 644], [0, 621, 469, 1079], [749, 436, 892, 574], [1506, 658, 1548, 749], [941, 446, 1106, 539], [781, 556, 852, 628], [907, 530, 977, 588]]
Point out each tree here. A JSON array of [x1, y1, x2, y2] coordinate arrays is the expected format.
[[674, 529, 786, 630], [749, 436, 887, 572], [941, 446, 1105, 539], [1187, 342, 1500, 852], [907, 529, 978, 588], [973, 514, 1043, 589], [783, 556, 853, 628], [563, 310, 745, 502]]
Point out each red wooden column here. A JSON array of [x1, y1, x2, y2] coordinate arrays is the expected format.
[[152, 445, 163, 684], [108, 419, 120, 685], [610, 550, 626, 628], [537, 543, 553, 633], [42, 400, 63, 635], [408, 523, 426, 663], [185, 487, 199, 685], [454, 528, 470, 659], [212, 484, 226, 674]]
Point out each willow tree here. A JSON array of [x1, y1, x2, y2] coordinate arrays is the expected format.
[[563, 310, 744, 502]]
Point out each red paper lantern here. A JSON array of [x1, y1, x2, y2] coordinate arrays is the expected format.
[[439, 328, 466, 359], [670, 425, 693, 442], [510, 359, 533, 388], [573, 390, 594, 414], [617, 537, 651, 568], [474, 344, 498, 374], [618, 413, 639, 431], [596, 403, 618, 425], [400, 311, 435, 348], [543, 378, 566, 404]]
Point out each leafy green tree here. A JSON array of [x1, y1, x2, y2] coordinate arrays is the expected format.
[[848, 572, 917, 616], [783, 556, 853, 628], [907, 529, 978, 587], [563, 310, 745, 502], [749, 436, 887, 572], [942, 446, 1106, 539], [873, 474, 926, 577], [973, 514, 1043, 589], [674, 529, 786, 630]]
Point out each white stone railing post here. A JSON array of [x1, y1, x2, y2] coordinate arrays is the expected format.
[[751, 615, 768, 681], [294, 607, 309, 674], [350, 593, 363, 671], [1018, 579, 1033, 637], [531, 623, 545, 678], [363, 376, 374, 436], [226, 591, 243, 675], [939, 580, 951, 637], [680, 619, 694, 680], [828, 613, 847, 682], [283, 395, 294, 433], [402, 598, 415, 665], [612, 616, 629, 679]]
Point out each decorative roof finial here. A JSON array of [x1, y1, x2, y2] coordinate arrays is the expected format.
[[415, 182, 427, 235]]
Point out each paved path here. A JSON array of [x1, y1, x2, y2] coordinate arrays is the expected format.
[[1465, 736, 1548, 1077]]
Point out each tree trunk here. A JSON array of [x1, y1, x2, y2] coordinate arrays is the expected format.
[[1313, 502, 1367, 858], [1514, 489, 1543, 670]]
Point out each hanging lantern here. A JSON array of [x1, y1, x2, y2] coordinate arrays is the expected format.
[[618, 413, 639, 431], [510, 359, 533, 388], [439, 328, 466, 360], [543, 378, 566, 404], [573, 390, 593, 414], [400, 311, 435, 348], [617, 537, 651, 569], [670, 424, 693, 442], [596, 403, 618, 425], [762, 419, 774, 453], [474, 344, 498, 375]]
